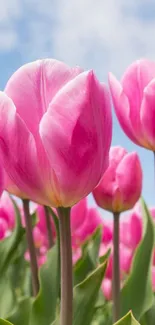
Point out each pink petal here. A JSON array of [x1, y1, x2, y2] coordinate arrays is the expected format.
[[71, 197, 88, 232], [93, 147, 127, 211], [116, 152, 142, 210], [0, 192, 15, 229], [102, 278, 112, 300], [0, 165, 4, 197], [109, 73, 139, 145], [121, 60, 155, 143], [5, 59, 82, 136], [152, 267, 155, 291], [120, 212, 142, 249], [140, 79, 155, 150], [40, 71, 112, 207], [78, 207, 103, 242], [0, 92, 49, 204], [0, 218, 9, 240]]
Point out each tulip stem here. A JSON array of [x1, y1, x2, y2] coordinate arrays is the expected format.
[[57, 207, 72, 325], [22, 199, 39, 296], [112, 212, 120, 322], [44, 206, 54, 248]]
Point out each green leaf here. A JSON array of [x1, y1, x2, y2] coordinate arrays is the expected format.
[[7, 297, 32, 325], [30, 241, 60, 325], [0, 198, 25, 275], [114, 311, 140, 325], [73, 261, 107, 325], [83, 226, 102, 264], [73, 227, 102, 286], [121, 198, 155, 320], [0, 276, 16, 318], [140, 296, 155, 325], [0, 320, 14, 325], [99, 248, 111, 264]]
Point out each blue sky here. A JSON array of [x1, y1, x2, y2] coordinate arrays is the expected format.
[[0, 0, 155, 212]]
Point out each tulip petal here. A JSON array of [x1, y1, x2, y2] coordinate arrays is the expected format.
[[121, 60, 155, 144], [5, 59, 82, 136], [116, 152, 142, 210], [0, 92, 48, 203], [71, 197, 88, 231], [40, 71, 111, 206], [0, 165, 4, 197], [140, 79, 155, 150], [93, 147, 127, 211], [109, 73, 139, 145]]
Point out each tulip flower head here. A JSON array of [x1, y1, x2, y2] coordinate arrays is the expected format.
[[0, 59, 112, 207], [109, 59, 155, 150], [93, 146, 142, 213]]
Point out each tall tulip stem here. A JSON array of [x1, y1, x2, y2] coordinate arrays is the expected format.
[[22, 199, 39, 296], [112, 212, 120, 322], [57, 207, 72, 325], [44, 206, 54, 248]]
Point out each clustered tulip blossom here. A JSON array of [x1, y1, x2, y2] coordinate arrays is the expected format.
[[0, 56, 154, 325]]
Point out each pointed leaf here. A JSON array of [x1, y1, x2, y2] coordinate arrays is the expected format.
[[0, 320, 14, 325], [83, 226, 102, 264], [30, 242, 60, 325], [73, 227, 102, 285], [7, 297, 32, 325], [114, 311, 140, 324], [73, 261, 107, 325], [0, 276, 16, 318], [0, 198, 25, 275], [121, 199, 155, 320]]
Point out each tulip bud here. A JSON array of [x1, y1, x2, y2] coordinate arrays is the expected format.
[[93, 146, 142, 213]]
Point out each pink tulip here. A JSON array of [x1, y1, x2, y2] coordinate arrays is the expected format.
[[152, 267, 155, 291], [0, 165, 4, 198], [102, 221, 113, 244], [0, 192, 15, 230], [120, 211, 142, 249], [102, 278, 112, 300], [99, 242, 132, 279], [93, 146, 142, 213], [0, 59, 112, 207], [109, 59, 155, 150], [75, 207, 104, 244], [0, 218, 9, 240], [71, 198, 88, 233], [72, 248, 81, 264]]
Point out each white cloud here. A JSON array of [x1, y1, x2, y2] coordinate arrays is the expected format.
[[0, 0, 155, 77], [8, 0, 153, 83]]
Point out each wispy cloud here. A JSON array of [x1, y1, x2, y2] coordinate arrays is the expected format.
[[1, 0, 155, 78]]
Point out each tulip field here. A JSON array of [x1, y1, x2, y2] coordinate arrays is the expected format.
[[0, 59, 154, 325]]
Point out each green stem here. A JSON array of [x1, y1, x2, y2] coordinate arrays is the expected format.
[[44, 206, 54, 248], [57, 207, 73, 325], [112, 212, 120, 322], [22, 199, 39, 296]]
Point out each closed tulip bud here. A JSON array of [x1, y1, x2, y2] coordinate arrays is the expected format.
[[93, 146, 142, 213], [0, 59, 112, 207], [109, 59, 155, 150]]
